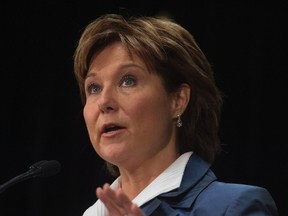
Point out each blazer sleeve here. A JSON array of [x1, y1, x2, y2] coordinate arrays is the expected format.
[[193, 182, 278, 216], [225, 185, 278, 216]]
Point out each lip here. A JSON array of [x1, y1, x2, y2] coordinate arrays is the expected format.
[[100, 123, 126, 138], [101, 128, 126, 138]]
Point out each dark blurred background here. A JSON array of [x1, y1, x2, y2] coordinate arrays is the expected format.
[[1, 1, 287, 215]]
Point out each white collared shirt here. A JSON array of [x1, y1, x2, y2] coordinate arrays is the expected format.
[[83, 152, 193, 216]]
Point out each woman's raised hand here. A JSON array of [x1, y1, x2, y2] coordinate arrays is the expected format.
[[96, 183, 145, 216]]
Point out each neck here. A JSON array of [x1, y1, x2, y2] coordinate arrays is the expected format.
[[119, 150, 180, 200]]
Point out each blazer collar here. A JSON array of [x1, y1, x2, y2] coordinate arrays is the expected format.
[[141, 154, 217, 214], [161, 153, 214, 197]]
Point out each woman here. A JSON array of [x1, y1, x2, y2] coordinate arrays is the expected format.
[[73, 14, 278, 215]]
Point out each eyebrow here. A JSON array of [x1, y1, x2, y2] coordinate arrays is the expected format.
[[85, 63, 145, 80]]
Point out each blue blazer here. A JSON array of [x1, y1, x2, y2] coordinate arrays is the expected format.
[[140, 154, 278, 215]]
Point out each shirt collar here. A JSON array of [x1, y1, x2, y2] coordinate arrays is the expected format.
[[111, 151, 193, 207]]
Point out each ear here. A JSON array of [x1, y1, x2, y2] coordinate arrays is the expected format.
[[171, 83, 191, 117]]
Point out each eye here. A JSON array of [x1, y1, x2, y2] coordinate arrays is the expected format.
[[120, 75, 136, 87], [86, 83, 102, 95]]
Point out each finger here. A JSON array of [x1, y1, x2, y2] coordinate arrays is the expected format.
[[116, 189, 145, 216], [97, 184, 145, 216], [131, 203, 146, 216], [104, 185, 130, 215], [97, 184, 127, 216], [96, 185, 112, 204], [115, 189, 136, 212]]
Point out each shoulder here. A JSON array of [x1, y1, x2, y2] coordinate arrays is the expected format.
[[199, 181, 271, 199], [193, 181, 278, 215]]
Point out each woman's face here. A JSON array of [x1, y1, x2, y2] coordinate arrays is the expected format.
[[83, 42, 179, 170]]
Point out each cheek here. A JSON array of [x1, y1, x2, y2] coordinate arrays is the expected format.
[[128, 94, 172, 125], [83, 105, 89, 124], [83, 103, 97, 128]]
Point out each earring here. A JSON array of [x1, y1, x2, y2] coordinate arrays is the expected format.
[[176, 114, 182, 127]]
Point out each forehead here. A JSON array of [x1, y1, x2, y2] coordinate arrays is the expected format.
[[87, 42, 146, 75]]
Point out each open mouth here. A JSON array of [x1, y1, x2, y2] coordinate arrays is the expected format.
[[102, 124, 124, 133]]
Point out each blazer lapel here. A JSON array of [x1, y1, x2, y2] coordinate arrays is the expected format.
[[140, 154, 217, 215]]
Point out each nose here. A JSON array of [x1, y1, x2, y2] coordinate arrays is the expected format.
[[97, 86, 119, 113]]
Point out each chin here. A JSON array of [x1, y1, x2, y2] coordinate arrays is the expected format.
[[101, 149, 127, 164]]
